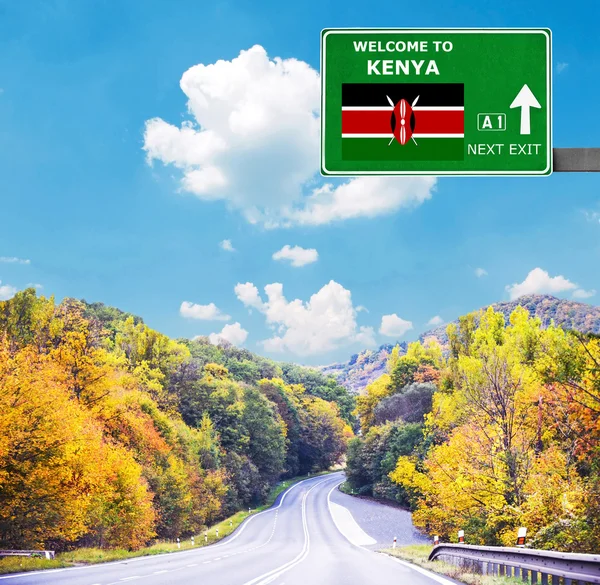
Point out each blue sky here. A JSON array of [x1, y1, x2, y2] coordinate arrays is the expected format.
[[0, 0, 599, 365]]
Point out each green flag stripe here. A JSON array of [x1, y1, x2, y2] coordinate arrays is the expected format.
[[342, 137, 464, 162]]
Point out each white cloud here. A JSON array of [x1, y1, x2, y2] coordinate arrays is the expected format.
[[583, 210, 600, 224], [427, 315, 444, 326], [208, 322, 248, 346], [143, 45, 435, 227], [180, 301, 231, 321], [285, 176, 435, 227], [220, 239, 235, 252], [26, 283, 43, 290], [572, 288, 596, 299], [379, 314, 414, 337], [557, 62, 569, 73], [0, 281, 17, 301], [356, 305, 368, 313], [0, 257, 30, 265], [235, 279, 375, 355], [475, 267, 488, 277], [506, 267, 578, 300], [272, 245, 318, 267], [234, 282, 265, 310]]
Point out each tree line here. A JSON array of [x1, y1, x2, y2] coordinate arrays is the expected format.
[[0, 290, 353, 551], [346, 306, 600, 552]]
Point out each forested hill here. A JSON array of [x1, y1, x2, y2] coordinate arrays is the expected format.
[[0, 289, 354, 552], [321, 294, 600, 393]]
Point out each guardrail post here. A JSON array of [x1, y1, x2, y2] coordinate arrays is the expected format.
[[531, 570, 538, 584], [540, 573, 548, 585], [521, 568, 528, 582], [551, 575, 559, 585], [515, 566, 521, 579]]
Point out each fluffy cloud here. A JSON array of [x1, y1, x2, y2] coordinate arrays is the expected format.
[[272, 245, 318, 267], [379, 314, 414, 338], [234, 282, 264, 310], [572, 288, 596, 299], [180, 301, 230, 321], [475, 267, 488, 277], [143, 45, 435, 227], [220, 239, 235, 252], [0, 256, 30, 265], [235, 279, 375, 355], [0, 281, 17, 300], [208, 322, 248, 346], [427, 315, 444, 326], [506, 267, 580, 300], [285, 176, 435, 227]]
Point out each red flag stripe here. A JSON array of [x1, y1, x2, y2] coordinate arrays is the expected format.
[[342, 110, 464, 135]]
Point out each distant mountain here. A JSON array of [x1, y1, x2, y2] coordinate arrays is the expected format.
[[320, 295, 600, 394], [319, 343, 407, 395]]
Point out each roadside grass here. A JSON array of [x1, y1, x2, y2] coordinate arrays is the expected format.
[[0, 557, 69, 574], [0, 469, 335, 575], [383, 545, 523, 585]]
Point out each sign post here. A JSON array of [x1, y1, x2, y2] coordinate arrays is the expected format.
[[321, 28, 552, 176]]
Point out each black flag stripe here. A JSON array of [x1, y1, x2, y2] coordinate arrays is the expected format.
[[342, 83, 464, 107]]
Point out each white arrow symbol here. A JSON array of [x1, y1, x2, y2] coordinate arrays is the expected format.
[[509, 84, 541, 135]]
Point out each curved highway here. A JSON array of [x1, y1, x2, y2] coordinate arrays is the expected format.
[[2, 473, 446, 585]]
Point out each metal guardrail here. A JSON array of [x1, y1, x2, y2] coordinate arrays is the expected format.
[[429, 544, 600, 584], [0, 550, 55, 560]]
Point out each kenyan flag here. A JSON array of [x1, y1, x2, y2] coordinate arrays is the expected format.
[[342, 83, 464, 161]]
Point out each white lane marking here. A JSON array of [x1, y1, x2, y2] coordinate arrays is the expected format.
[[0, 475, 340, 582], [202, 561, 212, 564], [327, 482, 453, 585], [328, 501, 377, 546], [120, 578, 140, 582], [187, 563, 197, 567], [241, 477, 332, 585], [153, 570, 168, 574], [205, 475, 317, 550], [384, 555, 457, 585]]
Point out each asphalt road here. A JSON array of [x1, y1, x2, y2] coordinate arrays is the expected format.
[[2, 473, 446, 585]]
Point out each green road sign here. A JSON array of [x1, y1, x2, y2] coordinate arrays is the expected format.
[[321, 28, 552, 176]]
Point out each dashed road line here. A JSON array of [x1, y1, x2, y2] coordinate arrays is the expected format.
[[0, 476, 336, 583]]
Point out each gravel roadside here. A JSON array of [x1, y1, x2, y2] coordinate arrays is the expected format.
[[328, 479, 430, 550]]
